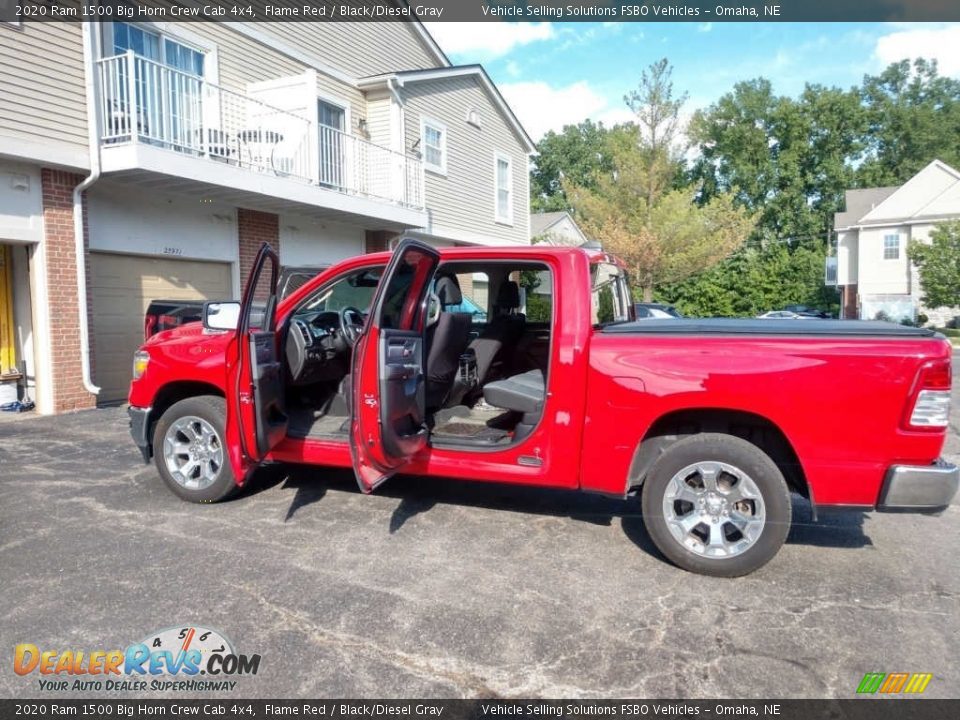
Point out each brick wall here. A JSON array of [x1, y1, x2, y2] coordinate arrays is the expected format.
[[41, 169, 96, 413], [842, 284, 859, 319], [364, 230, 396, 254], [237, 209, 279, 300]]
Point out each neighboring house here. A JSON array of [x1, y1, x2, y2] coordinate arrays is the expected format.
[[833, 159, 960, 324], [0, 17, 535, 412], [530, 211, 589, 246]]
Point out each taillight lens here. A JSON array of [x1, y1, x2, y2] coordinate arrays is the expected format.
[[906, 359, 952, 429]]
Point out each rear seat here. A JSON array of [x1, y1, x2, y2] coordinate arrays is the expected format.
[[482, 369, 545, 442]]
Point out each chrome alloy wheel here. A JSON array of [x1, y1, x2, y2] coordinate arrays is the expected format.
[[162, 415, 224, 491], [661, 461, 766, 559]]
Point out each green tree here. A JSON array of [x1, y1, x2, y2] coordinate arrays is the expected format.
[[659, 240, 839, 318], [907, 221, 960, 309], [530, 120, 613, 212], [689, 79, 864, 245], [857, 59, 960, 187], [567, 62, 755, 300]]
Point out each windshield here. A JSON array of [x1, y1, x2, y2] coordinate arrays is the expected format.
[[300, 268, 383, 314]]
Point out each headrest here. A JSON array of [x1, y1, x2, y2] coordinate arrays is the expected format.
[[496, 281, 520, 310], [435, 274, 462, 306]]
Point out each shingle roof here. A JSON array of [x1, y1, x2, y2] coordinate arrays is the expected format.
[[530, 211, 569, 236], [834, 186, 900, 229]]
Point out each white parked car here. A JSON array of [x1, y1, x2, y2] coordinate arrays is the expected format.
[[756, 310, 815, 319]]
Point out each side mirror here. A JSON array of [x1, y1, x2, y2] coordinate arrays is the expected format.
[[203, 301, 241, 331]]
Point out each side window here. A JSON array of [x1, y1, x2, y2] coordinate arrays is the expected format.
[[379, 248, 436, 331], [519, 268, 552, 323], [883, 234, 900, 260], [445, 272, 489, 324], [592, 263, 630, 325], [421, 118, 447, 175]]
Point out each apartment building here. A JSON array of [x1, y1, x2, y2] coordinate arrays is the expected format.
[[0, 18, 535, 411], [833, 159, 960, 324]]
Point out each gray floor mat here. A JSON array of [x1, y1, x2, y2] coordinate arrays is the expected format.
[[287, 408, 349, 439]]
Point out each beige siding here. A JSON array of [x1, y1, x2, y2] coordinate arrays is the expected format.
[[0, 22, 87, 158], [250, 20, 440, 77], [402, 76, 530, 244], [365, 92, 392, 148]]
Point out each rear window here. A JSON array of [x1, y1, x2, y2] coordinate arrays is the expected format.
[[591, 263, 632, 325]]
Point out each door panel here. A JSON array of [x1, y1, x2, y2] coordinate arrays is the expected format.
[[350, 239, 439, 492], [226, 243, 287, 480]]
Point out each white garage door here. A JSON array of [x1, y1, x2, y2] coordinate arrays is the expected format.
[[90, 253, 232, 402]]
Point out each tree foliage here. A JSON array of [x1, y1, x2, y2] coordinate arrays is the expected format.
[[529, 58, 960, 316], [659, 240, 838, 318], [907, 221, 960, 310], [564, 61, 754, 300], [530, 120, 613, 212]]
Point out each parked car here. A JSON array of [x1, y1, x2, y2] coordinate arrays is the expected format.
[[783, 305, 832, 319], [127, 240, 958, 577], [143, 265, 328, 340], [756, 310, 813, 319], [635, 302, 683, 319]]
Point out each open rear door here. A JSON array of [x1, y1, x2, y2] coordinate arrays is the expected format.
[[226, 243, 288, 481], [350, 239, 440, 492]]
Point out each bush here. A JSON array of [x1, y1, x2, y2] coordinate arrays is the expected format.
[[873, 310, 892, 322]]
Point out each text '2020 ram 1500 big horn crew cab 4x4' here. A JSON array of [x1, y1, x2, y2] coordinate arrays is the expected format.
[[127, 240, 959, 576]]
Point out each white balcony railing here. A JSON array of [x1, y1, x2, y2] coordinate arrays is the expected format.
[[96, 52, 425, 210]]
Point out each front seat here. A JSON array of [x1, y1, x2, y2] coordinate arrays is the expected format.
[[424, 274, 472, 410], [470, 280, 526, 385]]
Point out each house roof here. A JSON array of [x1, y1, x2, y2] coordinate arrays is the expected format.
[[834, 159, 960, 230], [358, 65, 537, 154], [530, 211, 570, 236], [834, 187, 900, 229]]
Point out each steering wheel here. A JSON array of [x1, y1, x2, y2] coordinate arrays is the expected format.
[[339, 306, 366, 346]]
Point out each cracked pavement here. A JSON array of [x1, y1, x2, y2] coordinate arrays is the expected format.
[[1, 358, 959, 699]]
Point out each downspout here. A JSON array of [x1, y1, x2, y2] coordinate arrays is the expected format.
[[75, 17, 101, 396]]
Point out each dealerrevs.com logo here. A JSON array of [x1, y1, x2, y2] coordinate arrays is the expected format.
[[14, 626, 260, 693]]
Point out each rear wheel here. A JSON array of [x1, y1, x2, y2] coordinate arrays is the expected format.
[[153, 396, 237, 503], [641, 433, 791, 577]]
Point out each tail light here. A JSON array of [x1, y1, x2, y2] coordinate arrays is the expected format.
[[904, 359, 952, 430]]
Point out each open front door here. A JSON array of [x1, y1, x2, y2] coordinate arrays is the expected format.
[[226, 243, 288, 481], [350, 239, 440, 492]]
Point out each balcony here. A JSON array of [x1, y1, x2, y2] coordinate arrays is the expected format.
[[94, 52, 426, 228]]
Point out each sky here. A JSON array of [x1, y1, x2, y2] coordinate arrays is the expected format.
[[422, 21, 960, 141]]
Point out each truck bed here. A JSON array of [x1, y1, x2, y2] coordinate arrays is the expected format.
[[603, 318, 937, 337]]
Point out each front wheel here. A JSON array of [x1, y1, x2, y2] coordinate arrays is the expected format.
[[153, 395, 238, 503], [641, 433, 791, 577]]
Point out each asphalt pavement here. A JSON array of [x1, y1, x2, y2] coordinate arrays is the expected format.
[[0, 359, 958, 699]]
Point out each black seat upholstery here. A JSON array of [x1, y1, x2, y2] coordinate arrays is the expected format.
[[470, 280, 526, 385], [425, 274, 472, 410], [483, 369, 545, 442]]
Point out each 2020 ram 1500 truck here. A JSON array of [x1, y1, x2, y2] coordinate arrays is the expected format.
[[127, 240, 959, 576]]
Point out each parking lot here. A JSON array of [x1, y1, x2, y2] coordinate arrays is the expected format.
[[1, 362, 958, 700]]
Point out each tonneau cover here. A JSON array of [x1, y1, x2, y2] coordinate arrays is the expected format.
[[602, 318, 937, 338]]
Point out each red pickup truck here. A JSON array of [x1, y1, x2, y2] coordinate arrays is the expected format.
[[127, 240, 958, 576]]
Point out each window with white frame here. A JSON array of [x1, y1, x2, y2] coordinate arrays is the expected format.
[[421, 118, 447, 174], [883, 234, 900, 260], [111, 22, 204, 76], [495, 153, 513, 224]]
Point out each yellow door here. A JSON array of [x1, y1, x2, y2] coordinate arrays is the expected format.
[[0, 245, 15, 376]]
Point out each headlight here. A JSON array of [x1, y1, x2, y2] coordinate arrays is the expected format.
[[132, 351, 150, 380]]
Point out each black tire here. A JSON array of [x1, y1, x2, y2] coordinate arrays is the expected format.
[[641, 433, 791, 577], [152, 395, 238, 503]]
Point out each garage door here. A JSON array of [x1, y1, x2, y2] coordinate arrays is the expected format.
[[90, 253, 232, 402]]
